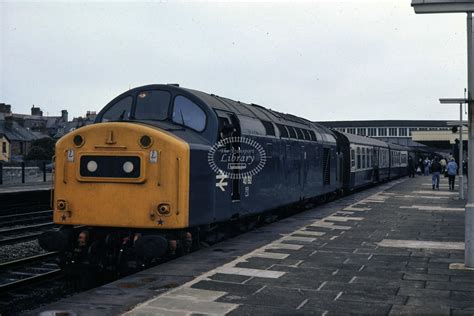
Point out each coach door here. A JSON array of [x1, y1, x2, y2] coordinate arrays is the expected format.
[[216, 110, 241, 202], [336, 152, 343, 186]]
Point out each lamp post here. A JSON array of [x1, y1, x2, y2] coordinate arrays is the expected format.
[[440, 98, 467, 199], [412, 1, 474, 267]]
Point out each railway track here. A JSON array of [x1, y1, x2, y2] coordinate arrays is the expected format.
[[0, 252, 61, 293], [0, 222, 56, 246], [0, 190, 50, 216], [0, 210, 53, 228]]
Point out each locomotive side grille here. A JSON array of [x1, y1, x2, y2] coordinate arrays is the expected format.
[[80, 155, 141, 178], [323, 148, 330, 185]]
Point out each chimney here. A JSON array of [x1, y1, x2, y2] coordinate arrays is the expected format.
[[31, 105, 43, 116], [61, 110, 68, 122], [86, 111, 97, 121], [0, 103, 11, 114]]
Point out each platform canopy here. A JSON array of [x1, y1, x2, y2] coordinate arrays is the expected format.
[[412, 0, 474, 14], [411, 130, 467, 149]]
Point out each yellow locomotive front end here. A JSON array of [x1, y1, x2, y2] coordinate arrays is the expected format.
[[54, 122, 190, 229], [39, 84, 213, 283]]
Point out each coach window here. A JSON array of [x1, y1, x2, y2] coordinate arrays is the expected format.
[[362, 148, 366, 168], [102, 96, 133, 122], [368, 149, 372, 167], [135, 90, 171, 121], [357, 147, 361, 169], [172, 96, 206, 131]]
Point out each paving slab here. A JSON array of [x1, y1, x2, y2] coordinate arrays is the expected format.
[[0, 182, 51, 193]]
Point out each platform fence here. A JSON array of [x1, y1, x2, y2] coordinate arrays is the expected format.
[[0, 160, 53, 185]]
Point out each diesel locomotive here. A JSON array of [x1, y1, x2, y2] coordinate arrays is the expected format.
[[39, 84, 411, 275]]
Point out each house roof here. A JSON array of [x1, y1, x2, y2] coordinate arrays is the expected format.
[[0, 133, 10, 142], [0, 119, 40, 142]]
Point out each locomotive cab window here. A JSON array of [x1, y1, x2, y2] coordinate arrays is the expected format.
[[135, 90, 171, 121], [218, 117, 231, 139], [172, 95, 206, 132], [102, 96, 133, 122]]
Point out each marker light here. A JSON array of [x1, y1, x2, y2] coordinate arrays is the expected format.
[[140, 135, 152, 148], [123, 161, 134, 173], [73, 135, 84, 147], [87, 160, 98, 172]]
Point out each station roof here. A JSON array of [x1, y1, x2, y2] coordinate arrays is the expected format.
[[316, 120, 449, 128]]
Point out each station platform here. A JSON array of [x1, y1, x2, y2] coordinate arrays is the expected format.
[[32, 175, 472, 316]]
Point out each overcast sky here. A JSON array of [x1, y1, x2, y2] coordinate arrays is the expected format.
[[0, 0, 469, 122]]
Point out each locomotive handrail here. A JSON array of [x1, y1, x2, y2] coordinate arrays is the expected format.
[[176, 157, 180, 215]]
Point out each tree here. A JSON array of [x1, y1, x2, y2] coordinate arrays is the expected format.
[[25, 137, 56, 160]]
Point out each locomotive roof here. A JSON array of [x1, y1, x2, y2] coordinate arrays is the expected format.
[[96, 84, 336, 144], [182, 87, 336, 142]]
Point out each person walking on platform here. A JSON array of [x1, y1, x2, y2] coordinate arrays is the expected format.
[[423, 157, 431, 176], [440, 157, 447, 175], [464, 160, 468, 179], [447, 158, 458, 191], [431, 157, 442, 190], [407, 156, 415, 178]]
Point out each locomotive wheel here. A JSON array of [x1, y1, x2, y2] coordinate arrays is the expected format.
[[134, 235, 168, 262]]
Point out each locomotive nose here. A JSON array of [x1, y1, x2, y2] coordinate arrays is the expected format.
[[53, 122, 190, 229]]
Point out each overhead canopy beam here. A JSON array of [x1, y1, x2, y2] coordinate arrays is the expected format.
[[440, 98, 469, 103], [412, 0, 474, 13]]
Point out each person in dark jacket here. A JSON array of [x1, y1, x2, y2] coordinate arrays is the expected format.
[[431, 157, 442, 190], [407, 156, 415, 178], [464, 160, 468, 179]]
